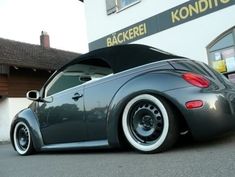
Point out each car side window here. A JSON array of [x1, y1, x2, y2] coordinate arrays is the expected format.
[[44, 61, 113, 97], [45, 70, 83, 97]]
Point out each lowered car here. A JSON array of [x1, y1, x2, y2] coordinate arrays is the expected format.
[[10, 44, 235, 155]]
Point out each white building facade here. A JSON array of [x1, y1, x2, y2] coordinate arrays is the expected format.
[[0, 98, 31, 141], [82, 0, 235, 77]]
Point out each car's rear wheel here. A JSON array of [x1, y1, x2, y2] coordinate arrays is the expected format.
[[122, 94, 178, 153], [13, 121, 34, 155]]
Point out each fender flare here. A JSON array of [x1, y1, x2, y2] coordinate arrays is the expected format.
[[10, 108, 44, 152], [106, 71, 188, 147]]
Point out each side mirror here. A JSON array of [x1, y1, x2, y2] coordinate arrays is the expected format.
[[26, 90, 40, 101]]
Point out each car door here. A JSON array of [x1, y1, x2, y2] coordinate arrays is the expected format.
[[37, 64, 86, 145]]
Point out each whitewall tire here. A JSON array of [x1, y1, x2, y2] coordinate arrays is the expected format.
[[122, 94, 178, 153], [13, 121, 34, 155]]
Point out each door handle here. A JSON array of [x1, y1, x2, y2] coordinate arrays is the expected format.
[[72, 93, 83, 101]]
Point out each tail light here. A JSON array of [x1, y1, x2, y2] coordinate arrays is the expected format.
[[182, 73, 210, 88]]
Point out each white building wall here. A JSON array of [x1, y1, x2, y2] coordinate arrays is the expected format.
[[85, 0, 188, 42], [0, 98, 31, 141], [84, 0, 235, 63], [137, 5, 235, 62], [0, 98, 10, 141]]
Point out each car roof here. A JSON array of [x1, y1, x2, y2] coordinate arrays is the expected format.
[[65, 44, 183, 73]]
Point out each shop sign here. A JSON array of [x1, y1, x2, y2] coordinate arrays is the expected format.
[[107, 23, 147, 47], [171, 0, 231, 23], [89, 0, 235, 51]]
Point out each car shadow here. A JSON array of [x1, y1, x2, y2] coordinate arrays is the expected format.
[[36, 132, 235, 156], [38, 147, 131, 156], [172, 132, 235, 152]]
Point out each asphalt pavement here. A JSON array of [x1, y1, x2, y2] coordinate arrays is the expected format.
[[1, 133, 235, 177]]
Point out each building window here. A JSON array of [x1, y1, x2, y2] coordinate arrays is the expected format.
[[117, 0, 141, 11], [207, 27, 235, 77], [106, 0, 141, 15]]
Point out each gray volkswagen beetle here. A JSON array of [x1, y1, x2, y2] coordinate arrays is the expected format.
[[10, 44, 235, 155]]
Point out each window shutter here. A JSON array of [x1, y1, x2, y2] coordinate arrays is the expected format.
[[106, 0, 116, 15]]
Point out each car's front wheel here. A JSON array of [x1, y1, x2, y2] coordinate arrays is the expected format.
[[122, 94, 178, 153], [13, 121, 34, 155]]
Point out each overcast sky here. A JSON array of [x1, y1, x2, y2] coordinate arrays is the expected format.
[[0, 0, 88, 53]]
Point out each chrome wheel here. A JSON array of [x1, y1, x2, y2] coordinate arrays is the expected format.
[[13, 121, 33, 155], [122, 94, 178, 153]]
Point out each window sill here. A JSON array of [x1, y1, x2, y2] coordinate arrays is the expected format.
[[116, 0, 141, 13]]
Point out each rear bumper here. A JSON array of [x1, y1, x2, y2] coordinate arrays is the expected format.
[[165, 87, 235, 140]]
